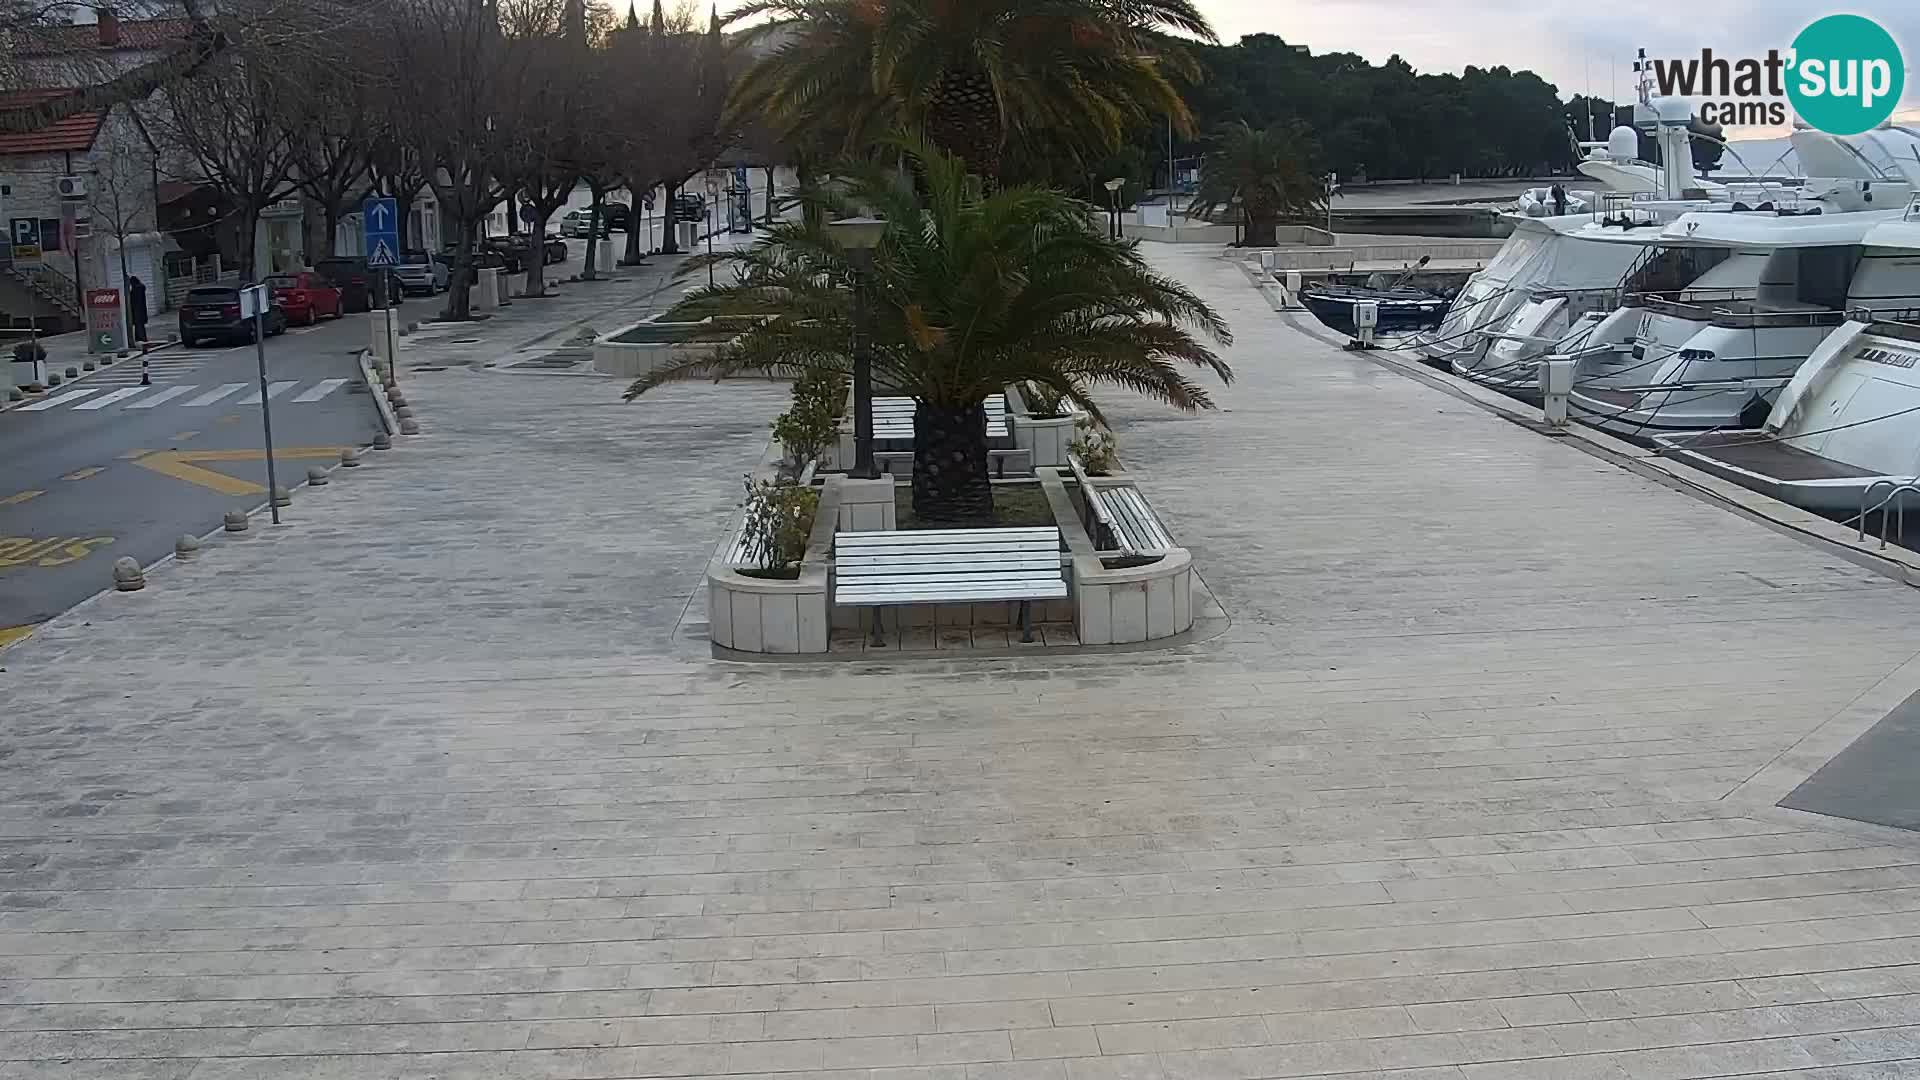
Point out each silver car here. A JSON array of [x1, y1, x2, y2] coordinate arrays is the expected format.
[[394, 252, 448, 296]]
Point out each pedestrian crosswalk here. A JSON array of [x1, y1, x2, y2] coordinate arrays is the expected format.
[[13, 379, 354, 414], [83, 352, 221, 387]]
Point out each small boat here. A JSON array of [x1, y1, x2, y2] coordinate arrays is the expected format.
[[1298, 255, 1452, 338], [1298, 284, 1450, 337]]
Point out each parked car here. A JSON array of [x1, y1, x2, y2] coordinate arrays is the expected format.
[[602, 203, 632, 231], [266, 271, 343, 326], [559, 209, 609, 239], [314, 257, 403, 313], [671, 192, 705, 223], [177, 285, 288, 346], [544, 234, 568, 265], [394, 251, 449, 296]]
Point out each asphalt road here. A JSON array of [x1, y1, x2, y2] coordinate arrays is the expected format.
[[0, 313, 384, 637]]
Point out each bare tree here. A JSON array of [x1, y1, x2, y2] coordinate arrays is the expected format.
[[384, 0, 529, 320], [151, 49, 298, 281], [496, 0, 590, 295], [283, 33, 378, 258]]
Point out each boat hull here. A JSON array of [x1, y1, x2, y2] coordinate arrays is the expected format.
[[1299, 288, 1449, 337]]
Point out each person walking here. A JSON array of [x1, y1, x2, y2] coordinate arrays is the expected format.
[[128, 276, 149, 343]]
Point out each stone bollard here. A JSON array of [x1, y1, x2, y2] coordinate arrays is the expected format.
[[394, 405, 414, 421], [372, 432, 392, 451], [46, 372, 61, 387], [64, 366, 77, 379], [7, 387, 21, 401], [112, 557, 145, 591], [175, 535, 200, 560], [82, 360, 96, 371], [400, 418, 421, 435], [271, 485, 292, 507], [224, 510, 249, 532], [307, 466, 329, 486], [340, 448, 361, 468], [387, 389, 407, 406]]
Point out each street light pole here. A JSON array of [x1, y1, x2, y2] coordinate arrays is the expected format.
[[828, 216, 886, 480]]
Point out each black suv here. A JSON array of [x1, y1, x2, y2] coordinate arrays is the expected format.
[[314, 257, 404, 313], [178, 285, 287, 346], [671, 193, 705, 223]]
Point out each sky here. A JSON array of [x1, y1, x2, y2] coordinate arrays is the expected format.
[[1195, 1, 1920, 135]]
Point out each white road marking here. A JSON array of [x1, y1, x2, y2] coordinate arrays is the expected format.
[[292, 378, 348, 403], [15, 388, 102, 412], [182, 383, 248, 407], [123, 385, 197, 409], [238, 381, 298, 404], [71, 387, 150, 410]]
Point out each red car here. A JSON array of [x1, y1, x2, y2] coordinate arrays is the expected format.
[[267, 271, 344, 326]]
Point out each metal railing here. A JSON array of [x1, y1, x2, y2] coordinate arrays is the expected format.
[[1859, 479, 1920, 548]]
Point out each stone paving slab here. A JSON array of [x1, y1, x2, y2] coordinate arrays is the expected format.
[[1, 247, 1919, 1079]]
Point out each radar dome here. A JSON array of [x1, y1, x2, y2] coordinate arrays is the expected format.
[[1650, 96, 1693, 125], [1607, 125, 1639, 162]]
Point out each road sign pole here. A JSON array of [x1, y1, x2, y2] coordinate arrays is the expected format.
[[250, 288, 281, 525]]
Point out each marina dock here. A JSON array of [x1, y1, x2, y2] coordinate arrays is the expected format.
[[4, 248, 1920, 1078]]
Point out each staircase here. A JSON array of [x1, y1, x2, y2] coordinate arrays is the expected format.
[[6, 263, 82, 321]]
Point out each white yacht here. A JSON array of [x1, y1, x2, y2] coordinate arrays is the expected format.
[[1653, 205, 1920, 515], [1422, 102, 1911, 392], [1563, 207, 1920, 439]]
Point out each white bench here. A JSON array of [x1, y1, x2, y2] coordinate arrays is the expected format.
[[871, 395, 1010, 441], [835, 527, 1066, 644], [1069, 457, 1173, 556], [874, 448, 1033, 478]]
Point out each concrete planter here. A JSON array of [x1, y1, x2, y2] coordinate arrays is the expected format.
[[1038, 468, 1194, 646], [708, 477, 839, 656], [1011, 414, 1076, 468], [592, 316, 729, 379]]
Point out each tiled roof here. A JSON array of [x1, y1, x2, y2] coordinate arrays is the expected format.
[[0, 91, 106, 155], [13, 17, 192, 56]]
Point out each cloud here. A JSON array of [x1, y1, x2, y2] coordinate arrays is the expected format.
[[1197, 0, 1920, 116]]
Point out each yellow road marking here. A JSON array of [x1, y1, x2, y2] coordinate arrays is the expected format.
[[118, 448, 153, 460], [217, 415, 240, 424], [0, 624, 35, 648], [62, 467, 104, 481], [0, 536, 114, 568], [0, 490, 42, 506], [131, 448, 346, 496]]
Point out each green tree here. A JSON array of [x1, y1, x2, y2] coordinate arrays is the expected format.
[[1188, 122, 1324, 247], [624, 143, 1233, 524], [727, 0, 1216, 183]]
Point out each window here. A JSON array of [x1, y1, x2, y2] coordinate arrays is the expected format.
[[38, 218, 60, 251]]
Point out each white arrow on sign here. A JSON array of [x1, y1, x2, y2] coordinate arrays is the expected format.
[[369, 202, 393, 229]]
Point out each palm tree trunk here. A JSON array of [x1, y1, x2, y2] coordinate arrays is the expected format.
[[1245, 214, 1278, 247], [924, 68, 1002, 182], [911, 400, 994, 524]]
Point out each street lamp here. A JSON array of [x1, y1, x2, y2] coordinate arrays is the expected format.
[[1104, 177, 1126, 240], [705, 177, 721, 286], [828, 215, 886, 479]]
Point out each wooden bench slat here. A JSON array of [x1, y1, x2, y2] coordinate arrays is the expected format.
[[837, 529, 1058, 546], [839, 555, 1062, 572]]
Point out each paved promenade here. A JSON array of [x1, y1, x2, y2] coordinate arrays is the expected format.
[[3, 247, 1920, 1079]]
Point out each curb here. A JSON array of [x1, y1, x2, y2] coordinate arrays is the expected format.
[[359, 349, 399, 435], [2, 339, 185, 414]]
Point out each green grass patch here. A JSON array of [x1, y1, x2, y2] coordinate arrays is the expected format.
[[896, 482, 1056, 531]]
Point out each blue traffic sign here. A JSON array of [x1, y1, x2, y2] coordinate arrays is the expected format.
[[363, 197, 400, 268]]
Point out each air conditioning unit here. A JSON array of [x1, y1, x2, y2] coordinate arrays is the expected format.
[[55, 175, 87, 199]]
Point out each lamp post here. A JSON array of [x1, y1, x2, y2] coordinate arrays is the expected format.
[[1103, 177, 1126, 240], [828, 216, 886, 479], [704, 177, 721, 287]]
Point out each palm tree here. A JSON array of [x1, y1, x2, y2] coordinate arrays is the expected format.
[[624, 143, 1233, 524], [727, 0, 1216, 183], [1188, 122, 1326, 247]]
